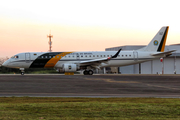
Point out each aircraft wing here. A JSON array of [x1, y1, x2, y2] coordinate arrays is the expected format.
[[79, 58, 109, 65], [79, 49, 121, 66], [151, 50, 176, 56]]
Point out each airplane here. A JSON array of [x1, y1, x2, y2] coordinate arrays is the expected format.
[[2, 26, 175, 75]]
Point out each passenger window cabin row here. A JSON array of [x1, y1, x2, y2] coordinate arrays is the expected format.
[[11, 54, 132, 59], [39, 54, 132, 59]]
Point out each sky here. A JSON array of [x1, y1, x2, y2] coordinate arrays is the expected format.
[[0, 0, 180, 58]]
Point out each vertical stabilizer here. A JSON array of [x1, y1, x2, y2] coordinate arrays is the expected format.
[[138, 26, 169, 52]]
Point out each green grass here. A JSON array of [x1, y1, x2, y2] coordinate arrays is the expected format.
[[0, 97, 180, 120]]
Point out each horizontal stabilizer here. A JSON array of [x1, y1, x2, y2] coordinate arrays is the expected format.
[[151, 50, 176, 56]]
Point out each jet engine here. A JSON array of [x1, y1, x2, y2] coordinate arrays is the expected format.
[[62, 64, 78, 72]]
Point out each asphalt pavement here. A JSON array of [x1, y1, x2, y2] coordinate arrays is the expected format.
[[0, 74, 180, 98]]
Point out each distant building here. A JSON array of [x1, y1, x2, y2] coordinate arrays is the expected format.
[[105, 44, 180, 74]]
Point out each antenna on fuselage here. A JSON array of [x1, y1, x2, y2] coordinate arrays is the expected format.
[[47, 30, 53, 52]]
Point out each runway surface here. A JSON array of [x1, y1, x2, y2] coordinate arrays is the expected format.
[[0, 74, 180, 98]]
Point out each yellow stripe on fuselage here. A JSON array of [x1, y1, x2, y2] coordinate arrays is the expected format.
[[44, 52, 73, 68], [161, 26, 169, 52]]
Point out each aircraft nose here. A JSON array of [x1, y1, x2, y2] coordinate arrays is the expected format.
[[2, 61, 8, 67]]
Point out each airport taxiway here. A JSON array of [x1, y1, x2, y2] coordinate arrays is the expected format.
[[0, 74, 180, 98]]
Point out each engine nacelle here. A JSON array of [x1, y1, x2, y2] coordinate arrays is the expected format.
[[62, 64, 78, 72]]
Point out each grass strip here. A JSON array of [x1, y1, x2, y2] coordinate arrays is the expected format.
[[0, 97, 180, 120]]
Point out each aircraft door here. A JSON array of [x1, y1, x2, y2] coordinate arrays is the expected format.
[[133, 51, 138, 61], [76, 53, 80, 60], [25, 53, 31, 63]]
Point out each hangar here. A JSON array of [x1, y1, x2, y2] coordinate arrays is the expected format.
[[105, 44, 180, 74]]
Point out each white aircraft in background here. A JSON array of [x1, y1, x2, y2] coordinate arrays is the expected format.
[[2, 26, 175, 75]]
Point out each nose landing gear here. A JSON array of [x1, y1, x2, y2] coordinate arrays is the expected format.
[[21, 72, 24, 75], [20, 68, 25, 75]]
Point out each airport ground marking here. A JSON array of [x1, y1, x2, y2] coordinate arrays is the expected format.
[[84, 78, 139, 83], [145, 84, 180, 91]]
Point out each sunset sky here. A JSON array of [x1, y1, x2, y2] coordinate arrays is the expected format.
[[0, 0, 180, 58]]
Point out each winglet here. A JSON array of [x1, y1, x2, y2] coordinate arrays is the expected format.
[[111, 49, 122, 58]]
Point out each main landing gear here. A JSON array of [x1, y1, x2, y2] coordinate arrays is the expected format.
[[83, 70, 93, 75]]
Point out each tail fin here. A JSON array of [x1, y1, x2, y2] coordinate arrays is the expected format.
[[138, 26, 169, 52]]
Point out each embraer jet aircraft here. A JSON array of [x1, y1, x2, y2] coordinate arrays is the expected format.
[[2, 26, 175, 75]]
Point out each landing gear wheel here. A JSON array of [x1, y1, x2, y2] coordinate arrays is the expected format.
[[88, 70, 93, 75], [20, 68, 25, 75], [83, 70, 89, 75], [83, 70, 93, 75]]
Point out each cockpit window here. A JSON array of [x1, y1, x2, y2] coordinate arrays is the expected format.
[[11, 55, 19, 59]]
